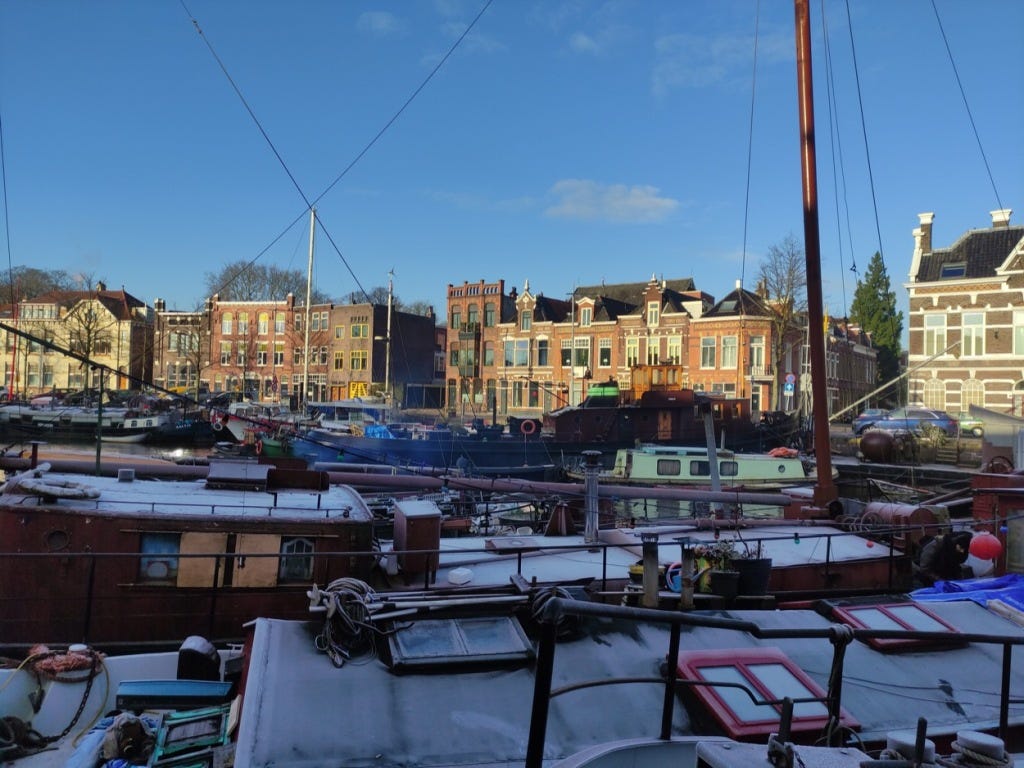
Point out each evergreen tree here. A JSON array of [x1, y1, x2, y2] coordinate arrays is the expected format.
[[850, 252, 903, 397]]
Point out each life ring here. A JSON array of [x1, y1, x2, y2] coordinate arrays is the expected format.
[[520, 420, 537, 436], [255, 439, 263, 456], [211, 412, 224, 431], [18, 476, 100, 500]]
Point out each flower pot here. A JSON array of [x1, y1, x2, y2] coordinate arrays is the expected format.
[[709, 569, 740, 600], [733, 557, 773, 595]]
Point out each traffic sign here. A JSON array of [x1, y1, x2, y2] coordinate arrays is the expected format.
[[785, 372, 796, 384]]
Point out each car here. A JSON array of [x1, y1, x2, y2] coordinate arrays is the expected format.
[[867, 406, 959, 437], [851, 408, 888, 434], [952, 410, 984, 437]]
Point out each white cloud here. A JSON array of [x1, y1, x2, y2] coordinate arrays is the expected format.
[[356, 11, 408, 37], [652, 29, 791, 96], [545, 179, 678, 223], [568, 31, 600, 54]]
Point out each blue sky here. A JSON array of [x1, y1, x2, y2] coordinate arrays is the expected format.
[[1, 1, 1021, 340]]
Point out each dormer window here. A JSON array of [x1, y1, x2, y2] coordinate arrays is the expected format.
[[521, 312, 532, 331], [940, 262, 966, 279], [647, 301, 660, 326], [580, 307, 592, 327]]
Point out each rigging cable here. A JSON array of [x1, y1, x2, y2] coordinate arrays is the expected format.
[[739, 0, 760, 290], [928, 0, 1003, 212], [179, 0, 495, 304], [0, 111, 13, 309]]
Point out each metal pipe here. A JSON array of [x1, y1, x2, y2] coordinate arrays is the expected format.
[[583, 450, 601, 543]]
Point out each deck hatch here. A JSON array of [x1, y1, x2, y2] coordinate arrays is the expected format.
[[388, 615, 534, 671], [830, 602, 964, 651]]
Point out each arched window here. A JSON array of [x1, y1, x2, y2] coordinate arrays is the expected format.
[[922, 378, 946, 410], [961, 378, 984, 409], [1013, 381, 1024, 417], [279, 537, 314, 581]]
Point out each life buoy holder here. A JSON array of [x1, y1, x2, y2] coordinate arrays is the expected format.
[[520, 420, 537, 436], [18, 476, 100, 500]]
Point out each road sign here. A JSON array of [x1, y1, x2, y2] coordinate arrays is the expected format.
[[785, 372, 796, 384], [784, 382, 795, 395]]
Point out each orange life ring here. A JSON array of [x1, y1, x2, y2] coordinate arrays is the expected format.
[[520, 419, 537, 436], [255, 439, 263, 455]]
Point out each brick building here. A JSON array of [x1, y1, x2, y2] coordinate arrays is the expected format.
[[906, 208, 1024, 413]]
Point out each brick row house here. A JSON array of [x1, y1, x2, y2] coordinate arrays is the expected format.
[[155, 294, 440, 407], [906, 208, 1024, 414], [446, 275, 875, 422], [1, 282, 152, 397]]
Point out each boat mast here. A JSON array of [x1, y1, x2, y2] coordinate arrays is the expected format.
[[794, 0, 836, 507], [302, 207, 315, 407], [385, 269, 393, 410]]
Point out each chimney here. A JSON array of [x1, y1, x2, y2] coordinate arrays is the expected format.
[[735, 279, 742, 290], [909, 212, 934, 283], [991, 209, 1012, 228]]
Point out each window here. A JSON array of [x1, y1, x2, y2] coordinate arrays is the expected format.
[[514, 339, 529, 367], [294, 314, 303, 333], [319, 346, 328, 365], [626, 338, 639, 368], [722, 336, 738, 368], [521, 312, 531, 331], [275, 312, 285, 334], [962, 378, 984, 408], [1015, 311, 1024, 355], [962, 312, 984, 357], [220, 342, 231, 365], [831, 602, 962, 651], [351, 319, 369, 338], [279, 537, 314, 581], [599, 339, 612, 367], [646, 339, 659, 365], [940, 262, 966, 278], [923, 379, 945, 411], [335, 325, 345, 339], [573, 337, 590, 369], [257, 312, 268, 335], [647, 301, 660, 326], [580, 307, 592, 327], [924, 314, 946, 356], [700, 338, 716, 368], [237, 313, 249, 335], [138, 533, 181, 583], [451, 309, 461, 330], [484, 302, 495, 327], [236, 348, 246, 366], [483, 341, 495, 366], [676, 647, 858, 739], [351, 350, 367, 370], [467, 304, 478, 327], [256, 342, 268, 366], [560, 340, 571, 367], [537, 339, 549, 366], [657, 459, 681, 476], [450, 345, 459, 366], [293, 348, 303, 365], [221, 313, 233, 335], [667, 336, 681, 364], [273, 342, 284, 366]]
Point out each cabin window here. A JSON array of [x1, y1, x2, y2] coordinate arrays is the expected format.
[[689, 460, 710, 477], [676, 647, 859, 739], [138, 533, 181, 583], [656, 459, 681, 476], [830, 602, 963, 652], [720, 461, 738, 477], [279, 537, 314, 581]]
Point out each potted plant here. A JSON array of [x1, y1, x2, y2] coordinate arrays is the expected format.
[[731, 534, 773, 596], [693, 539, 740, 598]]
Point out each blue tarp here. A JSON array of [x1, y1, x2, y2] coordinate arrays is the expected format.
[[364, 424, 394, 439], [911, 573, 1024, 613]]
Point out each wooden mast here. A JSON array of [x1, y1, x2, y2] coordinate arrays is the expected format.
[[794, 0, 837, 507]]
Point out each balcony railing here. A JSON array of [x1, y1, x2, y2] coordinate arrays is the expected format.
[[749, 364, 774, 378]]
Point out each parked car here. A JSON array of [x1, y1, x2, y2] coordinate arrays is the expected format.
[[851, 408, 888, 434], [952, 410, 984, 437], [866, 406, 959, 437]]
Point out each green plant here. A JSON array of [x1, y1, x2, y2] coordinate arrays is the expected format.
[[694, 538, 738, 571]]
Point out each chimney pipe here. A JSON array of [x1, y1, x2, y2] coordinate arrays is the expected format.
[[991, 209, 1012, 228], [582, 450, 601, 544]]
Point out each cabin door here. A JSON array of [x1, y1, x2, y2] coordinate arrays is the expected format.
[[657, 410, 673, 440], [177, 532, 229, 588], [234, 533, 283, 587]]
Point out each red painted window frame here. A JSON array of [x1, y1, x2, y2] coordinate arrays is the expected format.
[[831, 602, 963, 651]]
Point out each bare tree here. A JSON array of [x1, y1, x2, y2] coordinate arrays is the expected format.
[[61, 298, 117, 391], [758, 234, 807, 410], [204, 261, 329, 304], [0, 267, 78, 304]]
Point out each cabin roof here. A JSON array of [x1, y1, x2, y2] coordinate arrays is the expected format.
[[233, 599, 1024, 766], [0, 464, 373, 522]]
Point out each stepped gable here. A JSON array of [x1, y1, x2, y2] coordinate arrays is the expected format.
[[917, 224, 1024, 281]]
